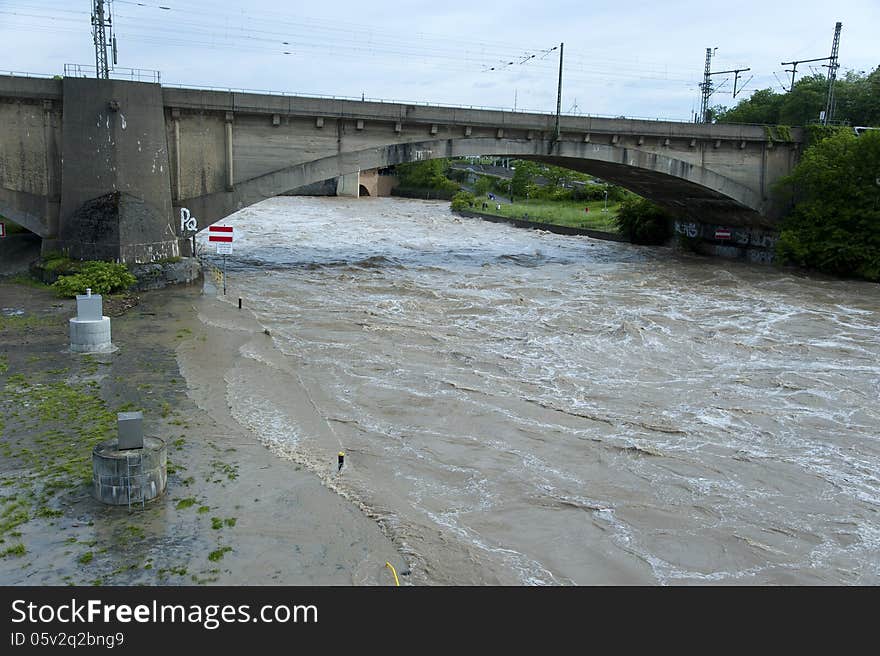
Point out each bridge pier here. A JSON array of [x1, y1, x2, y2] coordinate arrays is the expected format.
[[46, 77, 184, 263], [335, 171, 360, 198]]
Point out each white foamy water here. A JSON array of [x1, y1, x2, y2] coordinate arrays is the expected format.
[[199, 196, 880, 585]]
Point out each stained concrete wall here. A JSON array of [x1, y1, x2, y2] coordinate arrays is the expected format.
[[53, 78, 180, 262], [336, 171, 360, 197], [0, 77, 62, 237]]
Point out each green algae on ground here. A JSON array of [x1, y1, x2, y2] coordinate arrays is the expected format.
[[1, 543, 26, 558], [0, 374, 117, 542], [0, 315, 60, 332], [175, 497, 198, 510], [207, 546, 232, 562]]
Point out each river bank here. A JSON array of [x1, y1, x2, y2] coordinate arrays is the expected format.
[[454, 209, 628, 243], [0, 275, 407, 585]]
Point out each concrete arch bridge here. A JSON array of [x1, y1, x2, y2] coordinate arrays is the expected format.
[[0, 75, 803, 262]]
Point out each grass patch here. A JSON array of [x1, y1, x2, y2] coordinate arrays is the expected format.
[[0, 314, 58, 332], [1, 543, 26, 558], [209, 460, 239, 483], [175, 497, 198, 510], [207, 546, 232, 562], [6, 274, 51, 290], [0, 376, 117, 543], [473, 199, 620, 231], [77, 551, 93, 565]]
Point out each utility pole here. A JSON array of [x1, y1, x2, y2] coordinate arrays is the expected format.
[[91, 0, 116, 79], [699, 48, 714, 124], [823, 21, 842, 125], [780, 56, 830, 92], [554, 42, 564, 143], [698, 47, 750, 123]]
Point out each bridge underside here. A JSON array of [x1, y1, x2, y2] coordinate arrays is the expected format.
[[519, 155, 766, 226], [184, 138, 773, 232]]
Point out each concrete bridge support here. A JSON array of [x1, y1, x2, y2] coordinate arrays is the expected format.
[[43, 78, 184, 262], [335, 171, 360, 198]]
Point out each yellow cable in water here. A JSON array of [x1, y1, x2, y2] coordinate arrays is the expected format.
[[385, 561, 400, 586]]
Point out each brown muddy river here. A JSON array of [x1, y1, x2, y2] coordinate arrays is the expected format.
[[198, 196, 880, 585]]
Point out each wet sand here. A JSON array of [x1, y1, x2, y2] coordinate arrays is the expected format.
[[0, 277, 407, 586]]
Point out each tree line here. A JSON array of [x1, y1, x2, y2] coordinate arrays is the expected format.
[[713, 66, 879, 127]]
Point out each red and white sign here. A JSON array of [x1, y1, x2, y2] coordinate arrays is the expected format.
[[208, 225, 234, 243], [209, 225, 234, 254], [714, 227, 732, 240], [0, 222, 5, 238]]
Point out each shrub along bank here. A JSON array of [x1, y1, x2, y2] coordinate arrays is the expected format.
[[775, 128, 880, 281]]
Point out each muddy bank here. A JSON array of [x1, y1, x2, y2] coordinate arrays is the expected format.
[[0, 278, 407, 585]]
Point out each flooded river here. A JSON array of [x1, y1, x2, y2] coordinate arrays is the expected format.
[[199, 196, 880, 585]]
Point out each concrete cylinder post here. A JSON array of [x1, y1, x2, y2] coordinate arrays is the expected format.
[[92, 436, 167, 506], [69, 288, 113, 353]]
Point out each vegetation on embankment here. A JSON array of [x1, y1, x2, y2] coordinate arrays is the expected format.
[[447, 158, 635, 233], [30, 253, 137, 298], [453, 191, 620, 232], [775, 128, 880, 281], [391, 159, 461, 199], [613, 197, 676, 245], [712, 66, 879, 126]]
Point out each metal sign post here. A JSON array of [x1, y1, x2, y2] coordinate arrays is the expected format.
[[209, 226, 234, 295]]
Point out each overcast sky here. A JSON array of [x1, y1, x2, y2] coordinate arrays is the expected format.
[[1, 1, 877, 120]]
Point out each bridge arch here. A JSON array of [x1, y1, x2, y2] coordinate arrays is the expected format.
[[0, 197, 49, 238], [184, 137, 769, 230]]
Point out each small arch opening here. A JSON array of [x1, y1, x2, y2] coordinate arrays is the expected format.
[[358, 185, 371, 197], [0, 217, 42, 276]]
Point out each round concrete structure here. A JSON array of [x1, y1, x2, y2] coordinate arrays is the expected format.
[[92, 437, 167, 506], [70, 316, 112, 353]]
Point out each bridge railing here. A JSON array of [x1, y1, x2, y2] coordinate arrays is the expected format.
[[161, 81, 702, 124], [0, 70, 801, 130], [0, 70, 58, 79], [63, 64, 161, 84]]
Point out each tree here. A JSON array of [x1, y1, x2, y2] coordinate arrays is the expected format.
[[395, 159, 458, 192], [776, 129, 880, 280], [510, 161, 540, 198], [614, 197, 674, 244], [715, 66, 880, 127], [474, 175, 493, 196]]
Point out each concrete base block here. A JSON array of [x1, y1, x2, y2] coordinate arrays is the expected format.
[[70, 316, 112, 353], [92, 437, 167, 506]]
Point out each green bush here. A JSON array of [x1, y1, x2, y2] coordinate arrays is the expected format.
[[775, 129, 880, 281], [51, 261, 136, 297], [474, 175, 493, 196], [614, 197, 674, 244], [451, 191, 476, 211]]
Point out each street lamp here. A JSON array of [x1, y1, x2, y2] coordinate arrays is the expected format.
[[602, 189, 608, 212]]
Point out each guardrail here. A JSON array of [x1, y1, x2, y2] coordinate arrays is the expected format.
[[1, 69, 803, 130], [63, 64, 161, 84], [162, 81, 699, 123], [0, 70, 57, 79]]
